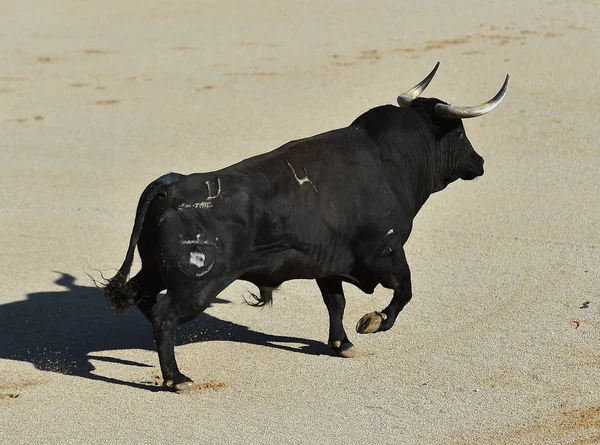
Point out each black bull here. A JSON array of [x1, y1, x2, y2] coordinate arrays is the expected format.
[[103, 64, 509, 390]]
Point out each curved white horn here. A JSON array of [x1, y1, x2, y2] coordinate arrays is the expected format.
[[397, 62, 440, 107], [434, 74, 510, 119]]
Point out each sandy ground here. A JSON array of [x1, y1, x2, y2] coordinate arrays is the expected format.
[[1, 0, 599, 443]]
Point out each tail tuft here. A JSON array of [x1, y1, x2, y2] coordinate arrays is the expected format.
[[244, 286, 275, 307], [89, 269, 138, 313], [103, 272, 139, 313]]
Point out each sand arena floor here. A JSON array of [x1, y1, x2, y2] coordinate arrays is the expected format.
[[1, 1, 599, 443]]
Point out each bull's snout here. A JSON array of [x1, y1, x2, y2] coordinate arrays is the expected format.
[[460, 153, 484, 180], [475, 155, 484, 176]]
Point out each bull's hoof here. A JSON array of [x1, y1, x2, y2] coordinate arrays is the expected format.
[[356, 311, 387, 334], [338, 345, 360, 358], [163, 379, 195, 392], [328, 340, 360, 358], [174, 380, 196, 392]]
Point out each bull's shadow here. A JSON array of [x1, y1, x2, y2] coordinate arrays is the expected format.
[[0, 273, 328, 391]]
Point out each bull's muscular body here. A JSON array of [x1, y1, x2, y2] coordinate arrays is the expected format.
[[104, 64, 508, 390]]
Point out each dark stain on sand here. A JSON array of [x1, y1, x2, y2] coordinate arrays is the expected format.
[[423, 38, 469, 50], [357, 49, 383, 60], [194, 381, 229, 391], [10, 115, 43, 124], [95, 99, 121, 105], [0, 76, 28, 81], [195, 85, 216, 92], [386, 24, 570, 59], [568, 25, 590, 31], [0, 380, 43, 400], [149, 374, 230, 392], [333, 61, 356, 67], [240, 41, 278, 48], [328, 53, 355, 67], [83, 49, 112, 55], [508, 406, 600, 443], [0, 380, 42, 391]]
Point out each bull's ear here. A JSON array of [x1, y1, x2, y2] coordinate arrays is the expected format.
[[434, 74, 509, 119], [397, 62, 440, 107]]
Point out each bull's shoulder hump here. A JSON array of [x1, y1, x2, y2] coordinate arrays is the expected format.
[[351, 105, 424, 141]]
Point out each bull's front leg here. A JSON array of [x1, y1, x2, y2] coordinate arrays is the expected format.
[[356, 249, 412, 334], [316, 278, 359, 358]]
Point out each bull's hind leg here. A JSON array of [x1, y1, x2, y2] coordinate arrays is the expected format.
[[149, 291, 191, 390], [316, 278, 359, 358], [150, 278, 231, 391], [356, 248, 412, 334]]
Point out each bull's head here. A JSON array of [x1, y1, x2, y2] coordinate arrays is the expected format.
[[397, 62, 508, 192]]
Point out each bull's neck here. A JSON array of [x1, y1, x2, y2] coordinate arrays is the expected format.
[[395, 144, 438, 218]]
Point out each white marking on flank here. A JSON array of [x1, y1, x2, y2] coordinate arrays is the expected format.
[[286, 161, 319, 193], [206, 178, 221, 200], [386, 229, 394, 236], [189, 252, 206, 268], [181, 234, 204, 245], [178, 201, 213, 211]]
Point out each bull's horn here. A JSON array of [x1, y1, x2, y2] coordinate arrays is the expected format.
[[434, 74, 510, 119], [397, 62, 440, 107]]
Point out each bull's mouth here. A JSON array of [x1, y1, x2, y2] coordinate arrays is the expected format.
[[459, 159, 485, 180], [460, 167, 484, 180], [435, 161, 484, 192]]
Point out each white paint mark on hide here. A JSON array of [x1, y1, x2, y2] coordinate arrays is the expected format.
[[206, 178, 221, 200], [189, 252, 206, 268], [178, 201, 213, 211], [286, 161, 319, 193], [176, 178, 221, 212], [386, 229, 394, 236], [181, 234, 205, 245]]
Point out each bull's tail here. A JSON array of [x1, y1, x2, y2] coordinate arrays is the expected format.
[[103, 172, 181, 313]]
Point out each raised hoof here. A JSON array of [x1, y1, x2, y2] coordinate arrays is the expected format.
[[328, 340, 360, 358], [163, 379, 195, 392], [356, 311, 387, 334]]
